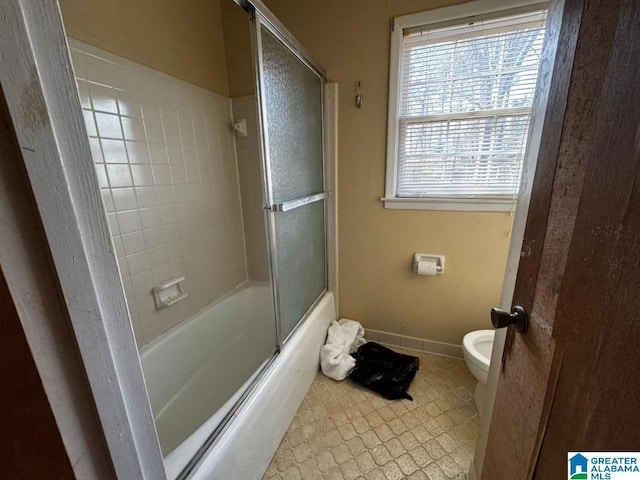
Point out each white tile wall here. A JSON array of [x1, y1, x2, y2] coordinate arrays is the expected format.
[[69, 40, 248, 347]]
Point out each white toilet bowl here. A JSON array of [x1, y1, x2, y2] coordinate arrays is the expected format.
[[462, 329, 495, 414]]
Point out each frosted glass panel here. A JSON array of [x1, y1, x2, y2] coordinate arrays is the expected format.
[[261, 26, 324, 203], [274, 201, 326, 340]]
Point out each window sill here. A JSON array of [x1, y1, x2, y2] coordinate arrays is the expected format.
[[381, 197, 516, 212]]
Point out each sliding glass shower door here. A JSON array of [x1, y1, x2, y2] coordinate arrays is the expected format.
[[253, 18, 328, 343]]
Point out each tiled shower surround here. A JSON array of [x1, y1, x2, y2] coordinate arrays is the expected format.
[[69, 40, 252, 347]]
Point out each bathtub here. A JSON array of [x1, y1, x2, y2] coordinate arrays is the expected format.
[[139, 282, 277, 476], [139, 281, 336, 479]]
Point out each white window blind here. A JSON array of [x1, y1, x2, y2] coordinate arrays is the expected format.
[[396, 10, 547, 200]]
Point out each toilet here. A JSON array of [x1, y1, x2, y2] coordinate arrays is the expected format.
[[462, 329, 495, 415]]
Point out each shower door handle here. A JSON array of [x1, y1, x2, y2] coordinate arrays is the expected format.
[[267, 192, 328, 212]]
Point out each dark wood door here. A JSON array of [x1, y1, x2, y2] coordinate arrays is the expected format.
[[482, 0, 640, 478]]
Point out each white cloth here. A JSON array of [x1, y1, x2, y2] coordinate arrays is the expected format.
[[320, 318, 367, 380]]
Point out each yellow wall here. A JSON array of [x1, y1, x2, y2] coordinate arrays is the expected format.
[[221, 0, 256, 97], [59, 0, 230, 96], [262, 0, 513, 344]]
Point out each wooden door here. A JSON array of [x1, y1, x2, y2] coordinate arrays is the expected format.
[[482, 0, 640, 478]]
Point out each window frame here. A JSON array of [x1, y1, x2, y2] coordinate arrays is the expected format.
[[383, 0, 548, 211]]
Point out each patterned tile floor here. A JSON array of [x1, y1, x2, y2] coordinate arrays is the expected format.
[[263, 348, 480, 480]]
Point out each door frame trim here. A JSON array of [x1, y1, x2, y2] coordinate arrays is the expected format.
[[0, 76, 114, 479], [0, 1, 165, 478]]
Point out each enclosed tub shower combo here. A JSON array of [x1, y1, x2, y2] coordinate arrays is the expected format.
[[67, 1, 337, 478]]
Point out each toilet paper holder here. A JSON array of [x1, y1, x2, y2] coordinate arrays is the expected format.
[[413, 253, 445, 275]]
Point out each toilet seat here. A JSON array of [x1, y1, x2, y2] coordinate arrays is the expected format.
[[462, 329, 495, 383], [462, 329, 495, 414]]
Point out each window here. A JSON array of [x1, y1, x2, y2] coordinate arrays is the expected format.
[[384, 3, 547, 211]]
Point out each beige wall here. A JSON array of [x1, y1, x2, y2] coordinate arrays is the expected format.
[[262, 0, 513, 344], [221, 0, 256, 97], [59, 0, 230, 96]]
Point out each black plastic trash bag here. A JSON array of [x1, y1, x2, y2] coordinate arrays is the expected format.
[[348, 342, 419, 400]]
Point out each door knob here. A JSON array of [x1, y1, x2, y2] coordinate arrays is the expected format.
[[491, 305, 529, 333]]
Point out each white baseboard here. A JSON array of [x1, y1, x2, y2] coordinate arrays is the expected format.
[[364, 329, 463, 359]]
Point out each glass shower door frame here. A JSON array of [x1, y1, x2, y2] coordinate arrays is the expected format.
[[250, 11, 329, 347], [175, 9, 330, 478]]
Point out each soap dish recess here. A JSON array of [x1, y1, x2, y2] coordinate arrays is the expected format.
[[152, 276, 187, 310]]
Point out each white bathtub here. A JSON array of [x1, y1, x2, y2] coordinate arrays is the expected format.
[[139, 282, 278, 476], [191, 290, 335, 479], [139, 281, 336, 479]]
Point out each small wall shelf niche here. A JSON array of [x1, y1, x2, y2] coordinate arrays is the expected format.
[[152, 276, 188, 310]]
